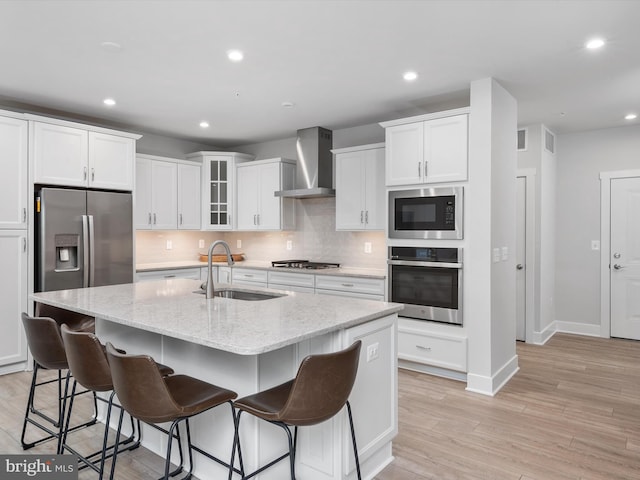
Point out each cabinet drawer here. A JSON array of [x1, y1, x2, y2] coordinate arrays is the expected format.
[[314, 275, 384, 296], [136, 268, 201, 282], [398, 328, 467, 372], [268, 271, 315, 289], [232, 268, 268, 284]]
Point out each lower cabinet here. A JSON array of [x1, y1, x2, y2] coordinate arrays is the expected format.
[[267, 271, 315, 293], [231, 267, 268, 287], [136, 268, 202, 282], [0, 230, 28, 373], [397, 318, 467, 375], [315, 275, 385, 301]]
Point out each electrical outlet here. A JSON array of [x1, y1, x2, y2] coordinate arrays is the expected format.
[[364, 242, 372, 254], [237, 239, 242, 249], [286, 240, 293, 250], [166, 240, 172, 250], [501, 246, 508, 261], [366, 342, 379, 362], [492, 248, 500, 263], [198, 239, 205, 249]]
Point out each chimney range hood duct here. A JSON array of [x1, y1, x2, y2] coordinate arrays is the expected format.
[[275, 126, 335, 198]]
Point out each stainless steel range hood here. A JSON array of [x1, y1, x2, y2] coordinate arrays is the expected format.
[[275, 127, 335, 198]]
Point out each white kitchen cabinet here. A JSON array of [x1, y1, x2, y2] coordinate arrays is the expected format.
[[315, 274, 385, 301], [136, 267, 201, 282], [268, 270, 315, 293], [135, 156, 177, 230], [334, 143, 385, 231], [231, 267, 268, 287], [0, 230, 28, 373], [186, 151, 254, 230], [32, 120, 137, 190], [236, 158, 296, 231], [0, 113, 28, 229], [218, 266, 232, 284], [177, 163, 201, 230], [382, 110, 468, 186]]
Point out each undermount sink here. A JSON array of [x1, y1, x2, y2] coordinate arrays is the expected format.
[[195, 287, 285, 301]]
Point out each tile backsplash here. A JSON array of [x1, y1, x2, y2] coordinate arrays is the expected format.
[[136, 197, 386, 269]]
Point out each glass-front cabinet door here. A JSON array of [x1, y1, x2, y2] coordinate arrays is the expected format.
[[186, 151, 254, 230]]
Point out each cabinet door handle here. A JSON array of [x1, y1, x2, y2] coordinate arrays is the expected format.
[[360, 211, 364, 224], [83, 167, 88, 180], [418, 162, 421, 177], [179, 213, 183, 225], [91, 168, 95, 181], [23, 207, 26, 223], [424, 161, 428, 178], [253, 214, 257, 225], [23, 237, 27, 252], [148, 213, 152, 225], [365, 210, 369, 224], [416, 345, 432, 351], [153, 213, 157, 225]]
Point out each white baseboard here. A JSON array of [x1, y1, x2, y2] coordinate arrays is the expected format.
[[555, 320, 602, 337], [532, 321, 556, 344], [466, 354, 519, 396]]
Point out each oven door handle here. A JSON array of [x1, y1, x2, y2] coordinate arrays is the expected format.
[[387, 259, 462, 268]]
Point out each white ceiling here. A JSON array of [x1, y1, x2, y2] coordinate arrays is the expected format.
[[1, 0, 639, 147]]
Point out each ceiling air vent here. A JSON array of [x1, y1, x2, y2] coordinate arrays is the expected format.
[[517, 128, 527, 151], [544, 128, 555, 154]]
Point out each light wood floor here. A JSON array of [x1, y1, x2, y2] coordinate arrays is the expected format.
[[1, 333, 639, 479]]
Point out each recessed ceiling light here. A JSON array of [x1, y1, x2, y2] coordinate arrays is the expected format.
[[625, 113, 637, 120], [281, 101, 295, 108], [227, 50, 244, 62], [585, 38, 605, 49], [199, 121, 210, 128], [100, 41, 123, 52], [403, 71, 418, 81], [103, 98, 116, 107]]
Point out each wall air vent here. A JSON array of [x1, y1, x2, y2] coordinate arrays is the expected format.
[[517, 128, 528, 151], [544, 128, 555, 154]]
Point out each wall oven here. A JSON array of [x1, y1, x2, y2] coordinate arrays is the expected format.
[[389, 186, 463, 239], [388, 246, 463, 325]]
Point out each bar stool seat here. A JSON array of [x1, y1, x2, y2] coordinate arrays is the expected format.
[[105, 343, 239, 480], [232, 340, 363, 480], [60, 324, 174, 479]]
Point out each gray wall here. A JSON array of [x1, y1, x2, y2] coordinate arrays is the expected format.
[[555, 124, 640, 327]]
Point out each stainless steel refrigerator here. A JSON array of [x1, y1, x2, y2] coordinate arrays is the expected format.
[[35, 187, 134, 292]]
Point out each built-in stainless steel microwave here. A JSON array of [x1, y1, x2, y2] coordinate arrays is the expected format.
[[388, 187, 463, 239]]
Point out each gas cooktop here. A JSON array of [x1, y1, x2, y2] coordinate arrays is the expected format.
[[271, 260, 340, 270]]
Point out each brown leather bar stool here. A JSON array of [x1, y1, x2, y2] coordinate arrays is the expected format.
[[60, 325, 175, 480], [20, 313, 98, 452], [36, 303, 96, 333], [231, 340, 363, 480], [105, 342, 239, 480]]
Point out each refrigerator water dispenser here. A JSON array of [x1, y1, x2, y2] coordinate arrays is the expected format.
[[54, 234, 79, 271]]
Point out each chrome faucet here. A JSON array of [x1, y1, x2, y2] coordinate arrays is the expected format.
[[205, 240, 235, 299]]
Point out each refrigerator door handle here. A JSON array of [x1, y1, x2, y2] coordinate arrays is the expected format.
[[82, 215, 90, 287], [88, 215, 95, 286]]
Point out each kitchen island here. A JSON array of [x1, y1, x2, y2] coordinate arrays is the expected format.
[[32, 279, 402, 480]]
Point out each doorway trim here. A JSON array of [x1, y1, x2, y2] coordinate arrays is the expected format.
[[599, 169, 640, 338], [517, 168, 536, 343]]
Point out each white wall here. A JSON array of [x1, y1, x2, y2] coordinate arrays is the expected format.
[[555, 124, 640, 330]]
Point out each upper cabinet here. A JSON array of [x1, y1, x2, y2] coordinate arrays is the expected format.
[[381, 110, 469, 186], [0, 112, 28, 229], [32, 119, 139, 191], [334, 143, 385, 231], [135, 156, 177, 230], [236, 158, 296, 231], [177, 163, 201, 230], [186, 151, 254, 230]]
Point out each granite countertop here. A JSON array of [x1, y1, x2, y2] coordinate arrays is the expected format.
[[31, 279, 402, 355], [136, 260, 387, 279]]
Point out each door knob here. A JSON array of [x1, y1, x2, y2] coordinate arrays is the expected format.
[[613, 264, 624, 270], [613, 252, 621, 259], [516, 264, 524, 270]]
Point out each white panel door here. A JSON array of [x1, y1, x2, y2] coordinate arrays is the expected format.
[[385, 122, 424, 186], [134, 157, 153, 229], [257, 162, 281, 229], [0, 115, 28, 229], [610, 176, 640, 340], [0, 230, 28, 368], [424, 114, 468, 183], [33, 122, 88, 187], [88, 132, 135, 191], [364, 147, 386, 230], [236, 164, 259, 230], [177, 163, 201, 230], [151, 161, 178, 230], [515, 176, 526, 341], [336, 151, 365, 230]]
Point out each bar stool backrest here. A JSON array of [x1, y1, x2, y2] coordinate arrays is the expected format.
[[35, 304, 95, 333], [21, 313, 68, 370], [60, 324, 113, 392], [105, 343, 181, 424], [279, 340, 362, 426]]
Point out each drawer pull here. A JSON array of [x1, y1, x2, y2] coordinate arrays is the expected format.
[[244, 274, 254, 278], [164, 275, 176, 278], [341, 283, 354, 287], [416, 345, 432, 351]]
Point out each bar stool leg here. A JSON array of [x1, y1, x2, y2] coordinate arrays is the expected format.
[[346, 401, 362, 480]]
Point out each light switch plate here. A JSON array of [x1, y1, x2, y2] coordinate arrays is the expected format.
[[591, 240, 600, 250], [198, 239, 205, 249], [166, 240, 172, 250], [492, 248, 500, 263], [501, 246, 508, 261], [236, 239, 242, 249], [286, 240, 293, 250], [364, 242, 372, 254]]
